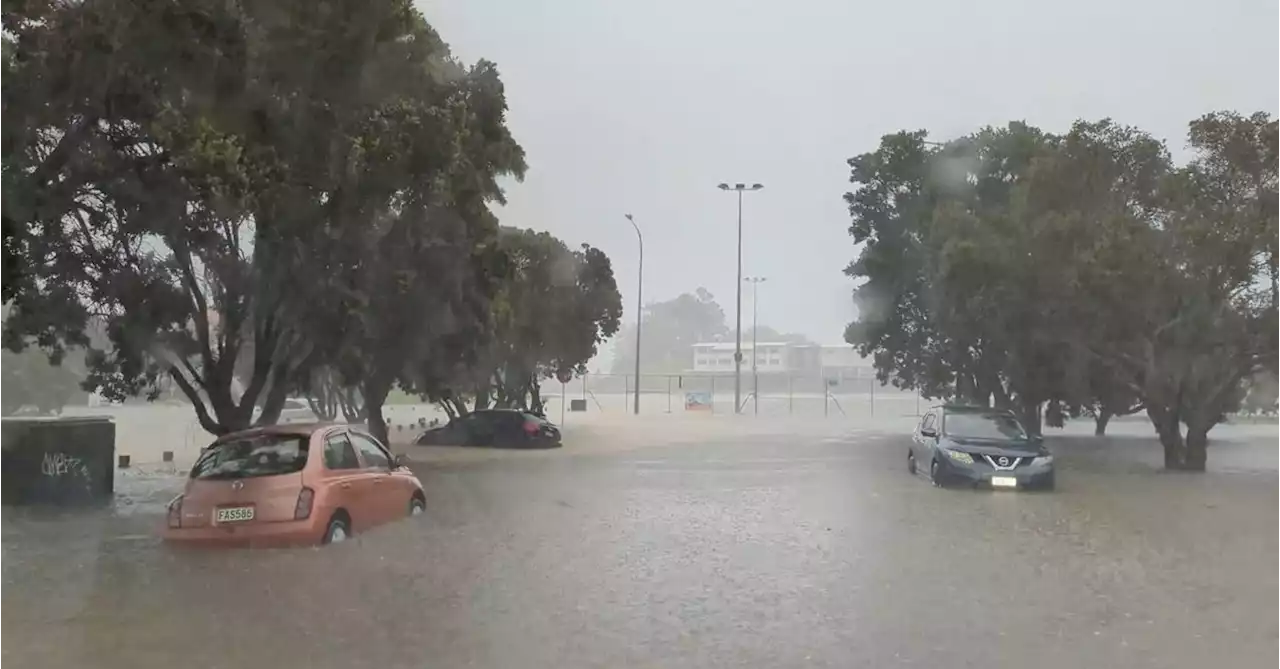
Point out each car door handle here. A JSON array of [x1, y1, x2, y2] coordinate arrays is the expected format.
[[340, 482, 352, 489]]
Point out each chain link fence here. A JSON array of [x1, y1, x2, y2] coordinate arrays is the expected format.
[[537, 373, 927, 420]]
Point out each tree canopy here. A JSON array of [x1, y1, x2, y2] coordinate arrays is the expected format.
[[436, 227, 622, 416], [843, 112, 1277, 469], [2, 0, 532, 441]]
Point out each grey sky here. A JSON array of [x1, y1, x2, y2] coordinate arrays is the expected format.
[[421, 0, 1278, 354]]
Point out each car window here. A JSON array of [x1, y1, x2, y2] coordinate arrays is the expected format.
[[944, 412, 1027, 440], [498, 411, 526, 426], [191, 434, 308, 480], [349, 432, 391, 469], [323, 433, 361, 470], [920, 412, 936, 433], [283, 399, 306, 410]]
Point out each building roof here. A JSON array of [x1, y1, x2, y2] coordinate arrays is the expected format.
[[691, 341, 856, 350], [691, 341, 791, 351]]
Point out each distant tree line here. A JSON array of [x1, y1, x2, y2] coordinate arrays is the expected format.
[[843, 113, 1277, 470], [2, 0, 621, 442], [610, 288, 813, 375]]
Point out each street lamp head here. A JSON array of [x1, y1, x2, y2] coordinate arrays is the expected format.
[[735, 183, 746, 190], [750, 183, 764, 191], [717, 183, 730, 191], [624, 213, 633, 221]]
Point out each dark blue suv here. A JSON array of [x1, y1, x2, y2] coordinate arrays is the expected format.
[[909, 405, 1055, 490]]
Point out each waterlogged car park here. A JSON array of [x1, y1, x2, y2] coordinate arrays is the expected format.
[[164, 423, 425, 547], [908, 405, 1055, 490]]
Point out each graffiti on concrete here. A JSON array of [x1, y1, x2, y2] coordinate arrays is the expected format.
[[41, 452, 91, 481]]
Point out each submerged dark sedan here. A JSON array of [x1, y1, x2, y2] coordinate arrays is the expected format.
[[908, 405, 1055, 490], [414, 410, 561, 449]]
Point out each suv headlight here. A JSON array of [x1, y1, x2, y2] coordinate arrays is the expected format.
[[943, 449, 974, 465], [1031, 455, 1054, 467]]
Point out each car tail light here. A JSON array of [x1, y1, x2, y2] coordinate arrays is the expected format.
[[523, 421, 540, 434], [166, 495, 184, 528], [294, 487, 315, 520]]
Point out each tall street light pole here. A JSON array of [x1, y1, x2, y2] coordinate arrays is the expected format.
[[744, 276, 767, 415], [625, 214, 643, 416], [718, 182, 764, 414]]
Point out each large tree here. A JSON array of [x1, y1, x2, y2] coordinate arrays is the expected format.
[[1014, 119, 1173, 435], [2, 0, 525, 437], [450, 227, 622, 416], [326, 210, 520, 444], [842, 113, 1276, 466], [1099, 112, 1277, 469], [842, 123, 1075, 432]]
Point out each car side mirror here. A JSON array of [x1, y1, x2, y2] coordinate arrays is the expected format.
[[920, 427, 937, 438], [392, 454, 406, 469], [1029, 434, 1043, 445]]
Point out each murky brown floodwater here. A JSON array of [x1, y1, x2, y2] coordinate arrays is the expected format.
[[4, 426, 1276, 668]]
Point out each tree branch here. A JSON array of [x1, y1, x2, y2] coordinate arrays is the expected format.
[[167, 368, 223, 435]]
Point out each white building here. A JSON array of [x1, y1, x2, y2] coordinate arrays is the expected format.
[[690, 341, 876, 380], [692, 342, 790, 373]]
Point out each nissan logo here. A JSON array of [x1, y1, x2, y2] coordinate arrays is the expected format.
[[231, 480, 245, 490], [998, 457, 1010, 467]]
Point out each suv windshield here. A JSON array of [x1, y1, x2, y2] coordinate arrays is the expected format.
[[945, 413, 1027, 441], [191, 434, 309, 480]]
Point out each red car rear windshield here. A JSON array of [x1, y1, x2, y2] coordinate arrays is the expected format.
[[191, 434, 309, 480]]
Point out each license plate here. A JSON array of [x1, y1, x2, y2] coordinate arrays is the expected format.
[[216, 506, 255, 523], [991, 476, 1018, 488]]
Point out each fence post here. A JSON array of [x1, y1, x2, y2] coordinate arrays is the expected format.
[[667, 376, 672, 413], [788, 375, 793, 414]]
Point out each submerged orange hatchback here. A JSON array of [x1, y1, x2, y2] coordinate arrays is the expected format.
[[164, 423, 425, 547]]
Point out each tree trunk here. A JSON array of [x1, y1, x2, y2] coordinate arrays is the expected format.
[[1183, 422, 1210, 472], [1017, 398, 1042, 437], [1094, 409, 1112, 436], [1045, 400, 1065, 429], [1147, 404, 1188, 469], [473, 384, 491, 411], [338, 387, 365, 422], [307, 389, 337, 421], [254, 367, 292, 427], [529, 379, 543, 414], [362, 378, 392, 445], [305, 370, 337, 421]]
